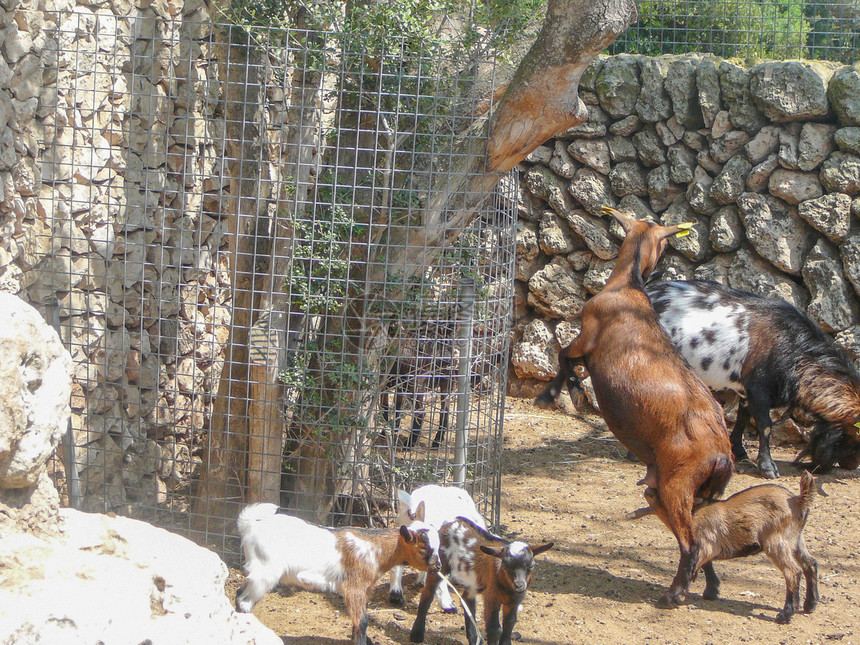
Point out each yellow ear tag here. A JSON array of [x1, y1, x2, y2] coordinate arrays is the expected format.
[[854, 421, 860, 429], [675, 222, 693, 238]]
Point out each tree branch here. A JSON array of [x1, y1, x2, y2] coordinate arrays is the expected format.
[[488, 0, 638, 172]]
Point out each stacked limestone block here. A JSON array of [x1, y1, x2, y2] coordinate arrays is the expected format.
[[24, 2, 236, 511], [512, 56, 860, 396], [2, 0, 319, 513]]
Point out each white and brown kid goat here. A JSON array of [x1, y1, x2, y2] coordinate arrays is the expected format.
[[631, 471, 819, 624], [647, 279, 860, 478], [409, 517, 553, 645], [390, 484, 487, 612], [235, 502, 441, 645], [536, 207, 734, 609]]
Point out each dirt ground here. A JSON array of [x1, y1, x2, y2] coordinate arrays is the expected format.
[[225, 396, 860, 645]]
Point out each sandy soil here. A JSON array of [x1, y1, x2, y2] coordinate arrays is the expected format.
[[225, 397, 860, 645]]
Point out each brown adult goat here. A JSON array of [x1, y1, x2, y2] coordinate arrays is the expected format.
[[536, 207, 734, 608]]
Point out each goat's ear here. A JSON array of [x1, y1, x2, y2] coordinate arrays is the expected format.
[[399, 524, 413, 542], [397, 489, 411, 512], [410, 500, 426, 522], [530, 542, 554, 556], [480, 545, 505, 558]]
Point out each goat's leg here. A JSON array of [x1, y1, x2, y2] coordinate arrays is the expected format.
[[485, 598, 502, 645], [235, 566, 280, 612], [432, 385, 450, 448], [535, 328, 595, 407], [498, 601, 520, 645], [746, 387, 779, 479], [409, 571, 442, 643], [389, 565, 404, 606], [653, 482, 699, 608], [433, 575, 458, 613], [774, 556, 803, 624], [702, 562, 721, 600], [406, 395, 426, 447], [463, 593, 481, 645], [343, 583, 372, 645], [797, 541, 819, 613], [729, 400, 752, 463]]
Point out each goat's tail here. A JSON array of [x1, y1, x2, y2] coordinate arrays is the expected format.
[[237, 502, 279, 537], [797, 470, 816, 517], [698, 454, 734, 502]]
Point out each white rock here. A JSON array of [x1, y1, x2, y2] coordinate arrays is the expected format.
[[0, 509, 280, 645], [0, 294, 72, 489]]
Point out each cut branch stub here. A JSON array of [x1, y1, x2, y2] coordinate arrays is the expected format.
[[488, 0, 638, 172]]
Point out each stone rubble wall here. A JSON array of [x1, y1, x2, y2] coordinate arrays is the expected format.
[[511, 55, 860, 410], [0, 0, 315, 512]]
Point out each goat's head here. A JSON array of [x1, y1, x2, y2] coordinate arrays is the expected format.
[[481, 541, 554, 595], [399, 521, 442, 573], [602, 206, 691, 282]]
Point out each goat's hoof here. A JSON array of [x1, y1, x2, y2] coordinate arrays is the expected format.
[[389, 591, 404, 607], [775, 611, 792, 624], [534, 393, 555, 409], [441, 605, 457, 614], [409, 629, 425, 643], [759, 463, 780, 480], [702, 586, 720, 601], [512, 631, 523, 641], [656, 593, 682, 609], [804, 599, 818, 614]]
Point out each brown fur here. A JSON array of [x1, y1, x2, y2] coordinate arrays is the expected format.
[[410, 518, 553, 645], [536, 208, 733, 609], [333, 524, 440, 644], [637, 472, 819, 623], [797, 359, 860, 438]]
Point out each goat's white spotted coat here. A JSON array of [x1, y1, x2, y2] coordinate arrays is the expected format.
[[390, 485, 485, 610], [649, 282, 750, 392]]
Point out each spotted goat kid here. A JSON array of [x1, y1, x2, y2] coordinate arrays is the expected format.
[[235, 503, 441, 645], [389, 484, 487, 612], [409, 517, 553, 645], [647, 279, 860, 478]]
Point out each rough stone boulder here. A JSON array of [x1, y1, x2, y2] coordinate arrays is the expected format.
[[0, 293, 278, 645], [0, 293, 72, 536], [0, 509, 280, 645], [749, 61, 835, 122]]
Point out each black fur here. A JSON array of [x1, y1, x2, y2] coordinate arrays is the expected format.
[[647, 279, 860, 475]]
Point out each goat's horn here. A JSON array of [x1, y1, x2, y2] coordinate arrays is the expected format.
[[674, 222, 693, 238]]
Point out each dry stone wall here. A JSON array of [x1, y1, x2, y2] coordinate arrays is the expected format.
[[512, 55, 860, 393], [1, 0, 318, 512]]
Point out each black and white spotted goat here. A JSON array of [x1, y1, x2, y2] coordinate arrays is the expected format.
[[410, 517, 553, 645], [647, 279, 860, 478]]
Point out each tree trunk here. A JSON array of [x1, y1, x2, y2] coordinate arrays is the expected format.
[[193, 0, 637, 532]]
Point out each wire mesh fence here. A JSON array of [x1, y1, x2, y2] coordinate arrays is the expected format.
[[36, 12, 515, 561], [610, 0, 859, 63]]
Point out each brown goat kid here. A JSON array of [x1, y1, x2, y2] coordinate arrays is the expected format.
[[536, 207, 734, 608], [409, 517, 553, 645], [632, 471, 819, 624]]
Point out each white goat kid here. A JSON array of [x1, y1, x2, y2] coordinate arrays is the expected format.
[[389, 484, 487, 612], [236, 503, 441, 645]]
